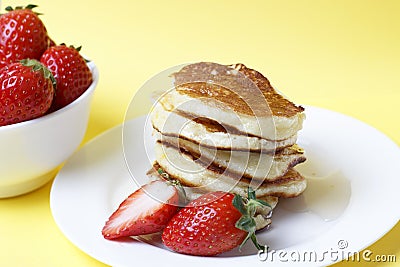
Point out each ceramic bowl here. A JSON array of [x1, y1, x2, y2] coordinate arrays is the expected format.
[[0, 61, 99, 198]]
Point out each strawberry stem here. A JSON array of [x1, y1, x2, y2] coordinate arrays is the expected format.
[[25, 4, 39, 10], [232, 187, 271, 252], [59, 43, 82, 52], [5, 4, 42, 15], [20, 59, 57, 90]]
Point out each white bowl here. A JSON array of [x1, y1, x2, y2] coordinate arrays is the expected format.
[[0, 61, 99, 198]]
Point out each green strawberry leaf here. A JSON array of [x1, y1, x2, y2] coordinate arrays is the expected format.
[[232, 187, 272, 252], [20, 59, 57, 91], [247, 187, 256, 200], [232, 194, 247, 215]]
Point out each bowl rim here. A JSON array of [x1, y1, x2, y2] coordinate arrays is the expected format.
[[0, 61, 99, 132]]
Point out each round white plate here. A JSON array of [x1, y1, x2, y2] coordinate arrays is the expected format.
[[50, 106, 400, 267]]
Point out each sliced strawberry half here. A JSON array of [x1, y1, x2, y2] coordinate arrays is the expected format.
[[102, 180, 179, 240]]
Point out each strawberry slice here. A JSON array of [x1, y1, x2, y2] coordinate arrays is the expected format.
[[102, 180, 180, 240]]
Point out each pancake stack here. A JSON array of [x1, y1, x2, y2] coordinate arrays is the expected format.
[[147, 62, 307, 215]]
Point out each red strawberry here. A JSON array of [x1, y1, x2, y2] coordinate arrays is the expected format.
[[48, 38, 56, 47], [40, 44, 93, 110], [0, 5, 52, 69], [162, 189, 269, 256], [0, 59, 55, 126], [102, 180, 180, 240]]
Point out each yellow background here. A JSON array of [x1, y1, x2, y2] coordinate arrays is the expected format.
[[0, 0, 399, 266]]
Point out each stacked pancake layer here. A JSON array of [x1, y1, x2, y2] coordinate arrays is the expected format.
[[148, 62, 307, 210]]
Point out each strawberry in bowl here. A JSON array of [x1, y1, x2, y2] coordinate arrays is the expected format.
[[41, 45, 93, 110], [0, 59, 55, 126], [0, 4, 99, 198], [0, 4, 52, 69]]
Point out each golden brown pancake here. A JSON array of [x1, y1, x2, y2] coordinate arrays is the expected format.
[[173, 62, 304, 117], [153, 142, 307, 198]]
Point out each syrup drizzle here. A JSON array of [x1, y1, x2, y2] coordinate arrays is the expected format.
[[280, 170, 351, 222]]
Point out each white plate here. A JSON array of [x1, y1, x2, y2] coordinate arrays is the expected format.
[[50, 106, 400, 267]]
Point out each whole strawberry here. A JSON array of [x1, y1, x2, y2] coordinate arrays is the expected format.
[[40, 44, 93, 110], [0, 5, 52, 69], [0, 59, 55, 126], [162, 190, 269, 256]]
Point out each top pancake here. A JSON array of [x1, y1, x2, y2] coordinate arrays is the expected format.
[[158, 62, 305, 140], [173, 62, 304, 117]]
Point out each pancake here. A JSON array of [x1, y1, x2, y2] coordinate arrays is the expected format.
[[154, 141, 307, 198], [151, 102, 298, 153], [158, 135, 306, 181], [147, 166, 279, 209], [156, 62, 305, 140]]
